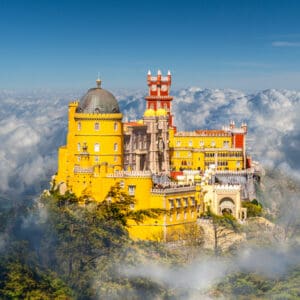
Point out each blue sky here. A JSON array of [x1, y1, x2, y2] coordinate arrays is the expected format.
[[1, 0, 300, 91]]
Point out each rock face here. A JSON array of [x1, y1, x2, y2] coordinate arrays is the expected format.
[[244, 217, 286, 244], [197, 219, 246, 251], [197, 216, 284, 251]]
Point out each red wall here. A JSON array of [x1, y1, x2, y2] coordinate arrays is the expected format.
[[234, 134, 244, 148]]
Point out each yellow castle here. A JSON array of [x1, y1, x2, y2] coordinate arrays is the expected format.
[[54, 71, 256, 241]]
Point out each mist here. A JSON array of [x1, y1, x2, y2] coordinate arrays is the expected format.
[[0, 87, 300, 298]]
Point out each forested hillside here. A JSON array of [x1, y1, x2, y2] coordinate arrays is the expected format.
[[0, 170, 299, 299]]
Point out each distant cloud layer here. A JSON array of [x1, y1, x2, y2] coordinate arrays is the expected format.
[[0, 90, 74, 199], [272, 41, 300, 47], [0, 87, 300, 201]]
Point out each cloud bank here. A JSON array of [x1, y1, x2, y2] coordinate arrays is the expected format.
[[0, 87, 300, 201], [272, 41, 300, 47], [119, 244, 299, 299]]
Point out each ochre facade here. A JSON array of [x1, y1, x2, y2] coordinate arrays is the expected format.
[[54, 71, 254, 241]]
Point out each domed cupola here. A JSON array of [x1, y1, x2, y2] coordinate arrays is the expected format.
[[76, 78, 120, 114]]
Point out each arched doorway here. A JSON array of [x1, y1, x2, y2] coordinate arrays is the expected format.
[[219, 197, 235, 216]]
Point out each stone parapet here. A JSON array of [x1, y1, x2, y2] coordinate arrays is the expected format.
[[74, 166, 94, 174], [106, 170, 152, 178], [151, 185, 196, 195]]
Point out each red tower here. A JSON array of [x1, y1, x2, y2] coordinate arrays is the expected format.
[[145, 70, 174, 127]]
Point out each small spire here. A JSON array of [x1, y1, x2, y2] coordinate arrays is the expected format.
[[168, 70, 171, 75], [157, 69, 161, 75], [148, 70, 151, 75], [96, 73, 102, 88]]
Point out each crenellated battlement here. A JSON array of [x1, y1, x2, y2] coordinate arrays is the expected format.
[[214, 184, 241, 191]]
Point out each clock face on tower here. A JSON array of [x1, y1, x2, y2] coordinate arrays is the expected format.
[[161, 85, 167, 92], [151, 85, 157, 91]]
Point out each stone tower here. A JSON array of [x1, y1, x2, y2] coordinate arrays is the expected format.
[[145, 70, 174, 128]]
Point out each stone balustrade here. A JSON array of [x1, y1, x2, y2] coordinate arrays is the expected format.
[[215, 168, 254, 175], [106, 170, 152, 178], [74, 166, 94, 174], [151, 185, 196, 194]]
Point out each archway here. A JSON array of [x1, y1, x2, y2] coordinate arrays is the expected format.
[[219, 197, 235, 216], [221, 207, 233, 215]]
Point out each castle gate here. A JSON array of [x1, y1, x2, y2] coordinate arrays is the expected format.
[[219, 197, 235, 216]]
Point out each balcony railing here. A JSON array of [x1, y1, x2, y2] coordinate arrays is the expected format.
[[74, 166, 94, 174], [215, 168, 254, 175], [106, 170, 152, 178], [151, 185, 196, 194]]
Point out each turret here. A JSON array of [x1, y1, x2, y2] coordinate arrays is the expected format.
[[241, 122, 248, 133], [157, 69, 162, 81], [230, 120, 235, 129], [147, 70, 151, 85], [145, 70, 174, 127], [167, 70, 172, 85]]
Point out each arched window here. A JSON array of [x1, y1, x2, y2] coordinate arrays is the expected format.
[[114, 122, 118, 131], [94, 143, 100, 152], [77, 122, 81, 131], [114, 143, 118, 151], [77, 143, 81, 151], [94, 122, 100, 131], [223, 140, 229, 148]]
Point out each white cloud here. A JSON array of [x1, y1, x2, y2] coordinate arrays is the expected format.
[[0, 87, 299, 298], [0, 90, 71, 199], [0, 87, 300, 200], [272, 41, 300, 47]]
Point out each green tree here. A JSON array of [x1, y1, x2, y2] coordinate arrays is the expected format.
[[100, 183, 164, 226], [242, 199, 263, 217], [39, 184, 164, 298], [0, 260, 72, 299], [206, 209, 240, 256]]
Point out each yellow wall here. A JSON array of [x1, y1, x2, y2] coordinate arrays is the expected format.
[[55, 101, 124, 199], [54, 99, 247, 242], [128, 189, 200, 241], [170, 134, 244, 171]]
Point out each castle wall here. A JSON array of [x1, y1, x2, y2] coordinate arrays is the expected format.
[[53, 73, 254, 242]]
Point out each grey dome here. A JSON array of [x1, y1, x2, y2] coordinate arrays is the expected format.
[[77, 82, 120, 114]]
